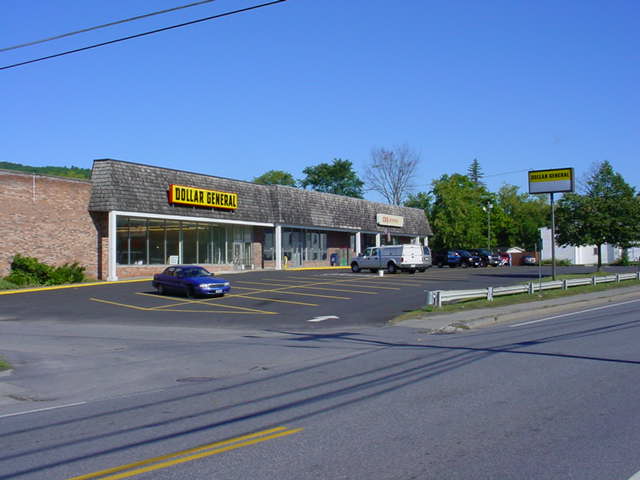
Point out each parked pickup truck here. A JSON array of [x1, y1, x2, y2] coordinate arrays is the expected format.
[[350, 244, 426, 274]]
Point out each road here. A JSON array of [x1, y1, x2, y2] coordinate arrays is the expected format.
[[2, 295, 640, 479]]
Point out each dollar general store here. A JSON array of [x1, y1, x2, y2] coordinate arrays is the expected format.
[[1, 159, 432, 280]]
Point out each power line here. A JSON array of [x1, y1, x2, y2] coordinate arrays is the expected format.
[[0, 0, 219, 53], [0, 0, 287, 71]]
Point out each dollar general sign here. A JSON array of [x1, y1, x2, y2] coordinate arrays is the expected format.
[[169, 184, 238, 210]]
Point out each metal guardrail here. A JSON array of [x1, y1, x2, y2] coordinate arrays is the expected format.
[[426, 272, 640, 307]]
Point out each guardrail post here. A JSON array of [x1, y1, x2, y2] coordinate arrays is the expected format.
[[592, 276, 597, 286], [616, 274, 620, 283], [562, 280, 568, 290], [528, 282, 534, 295], [637, 272, 640, 281], [487, 286, 494, 302], [435, 291, 442, 308]]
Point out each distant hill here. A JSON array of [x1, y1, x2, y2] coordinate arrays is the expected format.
[[0, 161, 91, 179]]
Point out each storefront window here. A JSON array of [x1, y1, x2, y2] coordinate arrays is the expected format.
[[116, 217, 129, 264], [182, 222, 198, 264], [198, 225, 211, 264], [148, 219, 165, 264], [263, 231, 274, 261], [165, 220, 180, 264], [129, 218, 147, 265]]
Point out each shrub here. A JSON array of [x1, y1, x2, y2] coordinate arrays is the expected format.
[[541, 258, 572, 266], [4, 254, 86, 286], [6, 254, 51, 285]]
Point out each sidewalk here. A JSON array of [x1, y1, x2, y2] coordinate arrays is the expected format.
[[395, 284, 640, 333]]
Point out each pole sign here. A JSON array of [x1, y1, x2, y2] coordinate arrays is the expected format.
[[528, 168, 574, 194]]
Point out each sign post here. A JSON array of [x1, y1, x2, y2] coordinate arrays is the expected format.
[[528, 168, 574, 281]]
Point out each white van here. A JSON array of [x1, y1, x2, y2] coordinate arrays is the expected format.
[[350, 244, 426, 274]]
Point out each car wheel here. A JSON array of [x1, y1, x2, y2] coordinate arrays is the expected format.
[[185, 286, 195, 298], [387, 262, 397, 274], [351, 262, 361, 273], [418, 268, 426, 273], [438, 261, 444, 268], [157, 284, 165, 295]]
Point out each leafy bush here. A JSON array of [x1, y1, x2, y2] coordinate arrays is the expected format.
[[4, 254, 85, 286]]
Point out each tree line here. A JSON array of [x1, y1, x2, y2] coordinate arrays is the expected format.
[[0, 161, 91, 179]]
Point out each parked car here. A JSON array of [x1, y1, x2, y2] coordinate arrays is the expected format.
[[432, 249, 463, 268], [468, 248, 501, 267], [455, 249, 483, 268], [420, 246, 433, 272], [521, 254, 537, 265], [152, 265, 231, 297], [351, 244, 426, 273]]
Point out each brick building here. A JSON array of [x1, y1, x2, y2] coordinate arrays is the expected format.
[[2, 159, 432, 280]]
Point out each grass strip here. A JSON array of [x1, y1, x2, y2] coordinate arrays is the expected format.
[[399, 278, 640, 320]]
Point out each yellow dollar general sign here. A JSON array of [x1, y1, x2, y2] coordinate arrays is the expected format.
[[528, 168, 574, 194], [169, 184, 238, 210]]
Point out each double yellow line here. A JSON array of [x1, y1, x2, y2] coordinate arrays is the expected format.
[[67, 426, 302, 480]]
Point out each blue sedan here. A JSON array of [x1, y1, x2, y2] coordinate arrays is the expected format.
[[152, 265, 231, 298]]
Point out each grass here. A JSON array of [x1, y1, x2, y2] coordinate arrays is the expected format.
[[0, 356, 12, 372], [397, 277, 640, 320]]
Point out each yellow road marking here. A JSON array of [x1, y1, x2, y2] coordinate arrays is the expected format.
[[135, 291, 318, 307], [90, 298, 277, 315], [232, 285, 350, 300], [228, 294, 319, 307], [237, 280, 376, 295], [67, 426, 302, 480], [90, 298, 153, 311], [0, 279, 151, 295]]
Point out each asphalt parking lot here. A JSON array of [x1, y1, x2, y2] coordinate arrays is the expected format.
[[1, 265, 633, 330]]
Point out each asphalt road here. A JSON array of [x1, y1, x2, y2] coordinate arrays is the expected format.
[[2, 285, 640, 479]]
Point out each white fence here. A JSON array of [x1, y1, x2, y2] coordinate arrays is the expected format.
[[426, 272, 640, 307]]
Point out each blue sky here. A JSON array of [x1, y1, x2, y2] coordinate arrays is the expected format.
[[2, 0, 638, 201]]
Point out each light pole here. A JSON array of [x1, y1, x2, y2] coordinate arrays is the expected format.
[[482, 203, 493, 251]]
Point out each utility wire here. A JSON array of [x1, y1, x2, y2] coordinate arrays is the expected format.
[[0, 0, 219, 53], [1, 0, 287, 71]]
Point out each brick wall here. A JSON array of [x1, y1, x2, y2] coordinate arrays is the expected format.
[[0, 171, 98, 278]]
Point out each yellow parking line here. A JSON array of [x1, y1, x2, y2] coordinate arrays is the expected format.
[[229, 294, 319, 307], [91, 297, 277, 315], [232, 286, 351, 300], [136, 291, 317, 307], [236, 280, 376, 295], [66, 426, 302, 480], [90, 298, 153, 311]]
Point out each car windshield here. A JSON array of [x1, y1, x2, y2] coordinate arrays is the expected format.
[[182, 267, 212, 278], [478, 249, 492, 255]]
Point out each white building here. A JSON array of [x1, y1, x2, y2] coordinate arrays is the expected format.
[[540, 227, 640, 265]]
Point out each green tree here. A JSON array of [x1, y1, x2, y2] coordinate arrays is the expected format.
[[429, 173, 492, 249], [495, 185, 548, 250], [300, 158, 364, 198], [467, 158, 484, 186], [253, 170, 296, 186], [555, 161, 640, 270]]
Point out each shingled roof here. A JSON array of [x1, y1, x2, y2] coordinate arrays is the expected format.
[[89, 159, 432, 236]]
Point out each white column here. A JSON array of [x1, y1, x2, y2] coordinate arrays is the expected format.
[[375, 233, 381, 247], [108, 211, 118, 281], [275, 225, 283, 270], [355, 232, 362, 254]]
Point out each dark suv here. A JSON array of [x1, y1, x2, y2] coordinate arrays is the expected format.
[[455, 250, 482, 268], [467, 248, 501, 267], [432, 249, 463, 268]]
